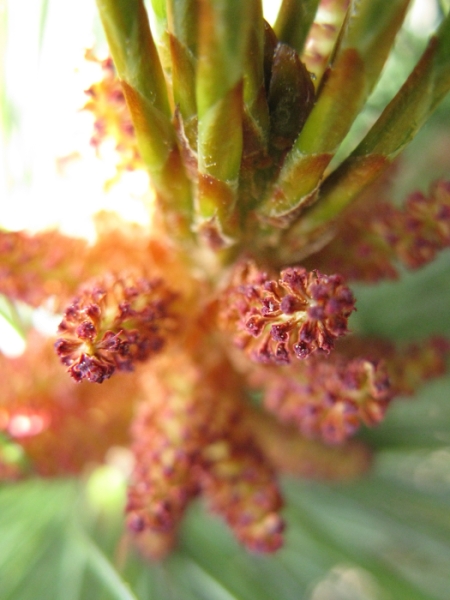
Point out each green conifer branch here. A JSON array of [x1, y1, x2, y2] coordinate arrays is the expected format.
[[167, 0, 198, 128], [284, 9, 450, 253], [194, 0, 254, 245], [243, 0, 268, 134], [149, 0, 172, 83], [274, 0, 320, 55], [96, 0, 193, 239], [257, 0, 411, 225]]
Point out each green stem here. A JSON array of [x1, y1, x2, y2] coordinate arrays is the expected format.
[[167, 0, 198, 128], [274, 0, 320, 55], [284, 10, 450, 251], [257, 0, 411, 225], [194, 0, 254, 246], [96, 0, 193, 240]]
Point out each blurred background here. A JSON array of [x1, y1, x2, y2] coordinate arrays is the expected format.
[[1, 1, 450, 598]]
